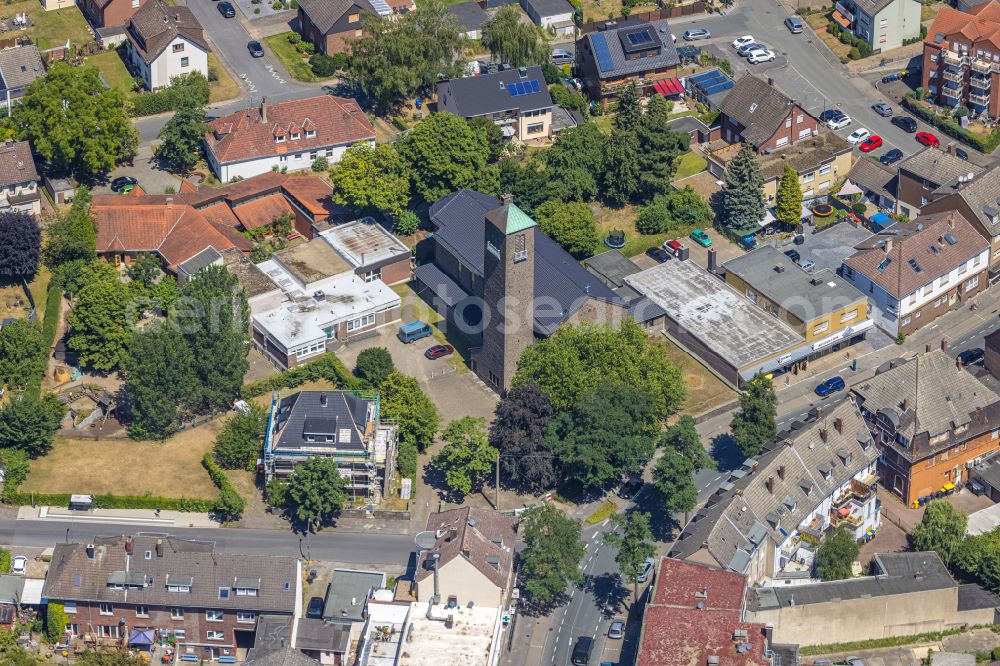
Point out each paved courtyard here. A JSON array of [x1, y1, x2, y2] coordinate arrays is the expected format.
[[784, 220, 874, 274]]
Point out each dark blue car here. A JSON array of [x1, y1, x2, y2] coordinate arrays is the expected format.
[[815, 376, 846, 397]]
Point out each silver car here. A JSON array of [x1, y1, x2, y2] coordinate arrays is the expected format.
[[608, 620, 625, 639], [683, 28, 711, 40], [784, 16, 804, 33]]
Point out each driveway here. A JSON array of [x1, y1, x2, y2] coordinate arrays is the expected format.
[[783, 220, 873, 274]]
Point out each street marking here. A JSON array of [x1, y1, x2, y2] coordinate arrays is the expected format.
[[592, 532, 600, 540], [600, 519, 609, 527]]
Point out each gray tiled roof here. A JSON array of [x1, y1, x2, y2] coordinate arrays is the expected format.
[[322, 570, 384, 622], [446, 1, 489, 31], [522, 0, 573, 18], [0, 141, 38, 187], [127, 0, 208, 65], [898, 147, 982, 187], [847, 157, 898, 202], [43, 536, 297, 612], [722, 245, 867, 323], [957, 583, 1000, 611], [178, 246, 223, 275], [415, 507, 517, 591], [297, 0, 376, 34], [718, 74, 796, 148], [272, 391, 371, 453], [295, 618, 351, 653], [0, 45, 44, 92], [931, 163, 1000, 238], [438, 66, 553, 118], [581, 21, 680, 80], [669, 400, 877, 570]]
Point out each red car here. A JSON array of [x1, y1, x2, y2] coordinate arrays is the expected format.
[[424, 344, 454, 360], [663, 239, 685, 257], [916, 131, 940, 147], [859, 135, 883, 152]]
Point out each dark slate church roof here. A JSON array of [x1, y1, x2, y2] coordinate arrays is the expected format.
[[272, 391, 371, 452], [427, 190, 622, 336]]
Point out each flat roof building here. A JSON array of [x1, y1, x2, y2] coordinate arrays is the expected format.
[[319, 218, 411, 285]]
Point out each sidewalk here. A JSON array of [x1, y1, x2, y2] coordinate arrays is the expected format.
[[18, 506, 221, 528]]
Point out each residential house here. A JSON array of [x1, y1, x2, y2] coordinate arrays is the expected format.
[[921, 162, 1000, 284], [294, 618, 351, 665], [746, 552, 1000, 645], [0, 574, 43, 628], [262, 390, 398, 502], [312, 569, 385, 659], [851, 349, 1000, 505], [685, 68, 735, 110], [833, 0, 921, 53], [718, 74, 819, 154], [246, 616, 321, 666], [666, 115, 718, 146], [723, 245, 873, 356], [635, 558, 777, 666], [841, 211, 989, 336], [81, 0, 147, 28], [42, 535, 299, 659], [414, 191, 629, 391], [922, 1, 1000, 119], [414, 508, 518, 608], [438, 67, 553, 141], [520, 0, 575, 36], [668, 399, 880, 585], [895, 147, 983, 217], [843, 156, 898, 210], [296, 0, 393, 55], [575, 19, 681, 100], [0, 140, 41, 216], [125, 0, 209, 90], [0, 46, 44, 110], [447, 1, 489, 39], [205, 96, 375, 182], [40, 0, 74, 10]]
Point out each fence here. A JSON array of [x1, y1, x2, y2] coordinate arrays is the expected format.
[[580, 2, 705, 34]]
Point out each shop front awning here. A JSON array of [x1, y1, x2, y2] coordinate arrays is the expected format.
[[832, 10, 851, 28], [652, 78, 684, 97]]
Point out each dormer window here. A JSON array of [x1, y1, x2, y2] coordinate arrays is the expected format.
[[305, 130, 316, 138], [275, 135, 285, 143], [290, 132, 300, 140]]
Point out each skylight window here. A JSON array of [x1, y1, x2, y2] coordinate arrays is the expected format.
[[876, 257, 892, 272], [749, 103, 758, 113]]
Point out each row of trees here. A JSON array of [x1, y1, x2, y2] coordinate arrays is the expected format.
[[911, 501, 1000, 592]]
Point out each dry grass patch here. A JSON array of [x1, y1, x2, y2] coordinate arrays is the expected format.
[[653, 336, 736, 416], [209, 53, 241, 103], [22, 423, 224, 498]]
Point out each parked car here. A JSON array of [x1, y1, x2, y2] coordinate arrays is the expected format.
[[618, 478, 643, 499], [646, 246, 670, 262], [859, 135, 883, 152], [815, 375, 846, 397], [872, 102, 893, 117], [784, 248, 801, 263], [663, 239, 684, 257], [397, 321, 433, 343], [110, 175, 138, 193], [826, 112, 852, 130], [958, 348, 985, 366], [218, 1, 236, 16], [10, 556, 26, 575], [891, 115, 918, 133], [737, 41, 764, 56], [916, 131, 940, 147], [847, 128, 871, 144], [608, 620, 626, 640], [636, 557, 656, 583], [732, 35, 755, 49], [955, 147, 970, 160], [424, 344, 454, 360], [683, 28, 711, 40], [798, 259, 816, 272], [784, 16, 804, 33], [690, 229, 712, 247], [307, 597, 324, 619], [747, 48, 776, 64], [551, 48, 573, 65], [880, 148, 904, 165], [247, 40, 264, 57], [572, 637, 594, 666]]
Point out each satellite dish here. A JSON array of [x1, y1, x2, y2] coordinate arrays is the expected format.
[[415, 531, 437, 551]]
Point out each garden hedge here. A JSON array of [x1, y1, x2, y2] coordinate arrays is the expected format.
[[902, 95, 1000, 153], [240, 352, 357, 398], [131, 73, 210, 117], [4, 491, 215, 512]]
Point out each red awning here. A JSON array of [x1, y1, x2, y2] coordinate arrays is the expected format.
[[653, 78, 684, 97]]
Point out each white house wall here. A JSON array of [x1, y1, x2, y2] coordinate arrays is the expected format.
[[212, 139, 373, 182], [148, 36, 208, 90]]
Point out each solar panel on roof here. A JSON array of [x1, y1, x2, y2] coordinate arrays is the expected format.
[[689, 69, 720, 84], [528, 79, 541, 93], [592, 33, 614, 73], [627, 30, 653, 45], [507, 83, 518, 96], [702, 81, 733, 95]]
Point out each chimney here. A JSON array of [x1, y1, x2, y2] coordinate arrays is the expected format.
[[958, 357, 964, 369], [902, 398, 910, 412], [320, 393, 328, 407], [884, 238, 893, 253], [155, 539, 163, 557], [165, 197, 173, 209], [941, 338, 949, 352], [834, 417, 843, 434], [950, 215, 956, 229], [768, 77, 774, 86], [925, 344, 931, 353], [125, 537, 133, 555], [501, 193, 513, 206], [174, 12, 180, 21], [766, 476, 774, 493], [820, 428, 828, 442], [260, 97, 267, 124], [86, 544, 95, 559], [947, 143, 956, 156], [708, 248, 717, 273], [775, 265, 785, 273], [777, 465, 785, 480]]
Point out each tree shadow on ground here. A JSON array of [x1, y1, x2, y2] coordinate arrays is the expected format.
[[519, 590, 572, 618], [420, 458, 451, 502], [711, 432, 745, 472], [583, 572, 630, 617]]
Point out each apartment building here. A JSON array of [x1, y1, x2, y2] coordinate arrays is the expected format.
[[575, 19, 681, 100], [125, 0, 209, 91], [833, 0, 921, 53], [922, 1, 1000, 119], [0, 140, 40, 216], [895, 147, 982, 217]]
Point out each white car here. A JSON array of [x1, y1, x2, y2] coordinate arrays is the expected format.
[[732, 35, 755, 49], [826, 113, 852, 130], [747, 48, 775, 64], [11, 556, 26, 575], [847, 128, 871, 144]]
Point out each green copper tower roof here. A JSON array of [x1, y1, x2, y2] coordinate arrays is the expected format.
[[504, 203, 537, 234]]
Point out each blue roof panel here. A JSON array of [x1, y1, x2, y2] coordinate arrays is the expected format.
[[592, 32, 614, 72]]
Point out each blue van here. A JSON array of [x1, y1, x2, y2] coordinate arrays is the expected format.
[[397, 321, 433, 344]]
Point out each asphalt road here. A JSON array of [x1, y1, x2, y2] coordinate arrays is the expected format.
[[0, 520, 416, 564]]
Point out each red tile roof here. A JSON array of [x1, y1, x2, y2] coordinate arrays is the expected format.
[[925, 4, 1000, 50], [636, 558, 770, 666], [231, 193, 295, 230], [205, 96, 375, 166]]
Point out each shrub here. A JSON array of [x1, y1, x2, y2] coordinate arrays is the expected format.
[[287, 31, 301, 44], [0, 548, 10, 574], [636, 200, 671, 235], [309, 53, 337, 77], [45, 603, 67, 644], [851, 202, 867, 215], [394, 210, 420, 236], [202, 453, 246, 519], [392, 116, 408, 131], [954, 106, 970, 118], [848, 47, 861, 59], [896, 332, 906, 345], [902, 95, 1000, 152], [311, 156, 329, 172], [397, 439, 417, 479], [354, 347, 395, 387]]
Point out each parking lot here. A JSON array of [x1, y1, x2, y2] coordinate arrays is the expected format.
[[631, 227, 744, 272], [773, 220, 873, 274]]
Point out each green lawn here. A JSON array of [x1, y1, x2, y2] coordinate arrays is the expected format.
[[15, 0, 93, 50], [86, 51, 134, 92], [674, 151, 708, 180], [265, 33, 317, 83]]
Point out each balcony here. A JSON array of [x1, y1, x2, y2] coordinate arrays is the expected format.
[[970, 90, 991, 106], [970, 72, 992, 90], [943, 50, 965, 66], [942, 85, 963, 100], [972, 58, 993, 74], [943, 67, 965, 84]]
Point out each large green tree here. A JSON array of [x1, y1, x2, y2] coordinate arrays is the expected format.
[[286, 457, 348, 530], [652, 447, 698, 515], [354, 347, 395, 388], [380, 371, 440, 452], [489, 382, 557, 492], [6, 62, 138, 180], [122, 322, 197, 440], [911, 500, 968, 567], [213, 404, 268, 470], [0, 211, 41, 279], [661, 415, 714, 472], [775, 164, 803, 229], [173, 265, 250, 411], [397, 113, 489, 202], [66, 273, 131, 372], [0, 319, 46, 391], [533, 200, 598, 258], [601, 129, 640, 207], [815, 525, 860, 581], [432, 416, 498, 497], [329, 143, 411, 218], [43, 187, 96, 269], [604, 512, 656, 605], [480, 5, 548, 67], [519, 504, 586, 605], [718, 144, 766, 238], [156, 103, 207, 174], [612, 82, 642, 134], [730, 375, 777, 457], [543, 123, 604, 203], [665, 187, 713, 228], [513, 319, 685, 419], [0, 393, 66, 458], [547, 382, 658, 489], [635, 96, 690, 201], [346, 1, 464, 111]]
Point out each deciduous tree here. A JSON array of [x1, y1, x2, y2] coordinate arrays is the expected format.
[[481, 5, 548, 67], [43, 187, 95, 269], [911, 500, 968, 567], [66, 273, 131, 372], [775, 164, 803, 229], [329, 143, 411, 218], [354, 347, 395, 388], [0, 320, 46, 391], [489, 382, 558, 492], [0, 393, 66, 458], [718, 144, 766, 238], [432, 416, 498, 497], [660, 415, 714, 471], [730, 374, 777, 457], [604, 512, 656, 605], [520, 504, 585, 605], [212, 404, 267, 469], [156, 103, 207, 174], [469, 116, 505, 163], [380, 371, 440, 451], [0, 211, 41, 278], [816, 525, 860, 581], [652, 447, 698, 515], [533, 200, 598, 258], [397, 113, 489, 202], [287, 457, 348, 530]]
